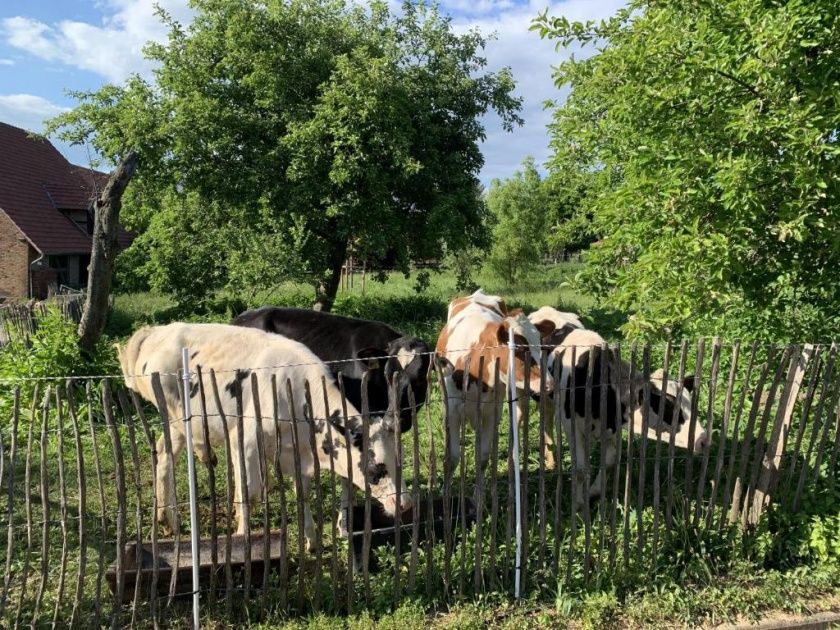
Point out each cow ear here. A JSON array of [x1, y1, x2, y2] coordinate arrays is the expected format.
[[682, 375, 695, 393], [533, 318, 557, 339], [508, 308, 524, 317], [356, 347, 384, 369]]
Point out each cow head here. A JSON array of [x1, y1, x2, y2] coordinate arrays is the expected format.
[[324, 409, 412, 516], [497, 311, 555, 394], [354, 336, 430, 432], [633, 368, 709, 452]]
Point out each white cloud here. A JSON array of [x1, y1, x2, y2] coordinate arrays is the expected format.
[[1, 0, 193, 83], [452, 0, 626, 184], [0, 93, 68, 136], [1, 0, 624, 182], [0, 59, 14, 66]]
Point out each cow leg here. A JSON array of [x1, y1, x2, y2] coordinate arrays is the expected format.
[[156, 430, 186, 535], [570, 423, 589, 510], [336, 483, 351, 538], [443, 393, 463, 481], [588, 431, 618, 499], [232, 424, 263, 535], [297, 475, 317, 553]]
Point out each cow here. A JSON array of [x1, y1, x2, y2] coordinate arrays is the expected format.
[[116, 323, 411, 551], [231, 307, 430, 432], [528, 306, 709, 508], [435, 289, 557, 474], [231, 306, 430, 536]]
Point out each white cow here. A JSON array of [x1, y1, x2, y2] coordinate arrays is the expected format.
[[529, 307, 709, 507], [117, 323, 410, 549]]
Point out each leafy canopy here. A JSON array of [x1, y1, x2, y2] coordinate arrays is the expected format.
[[50, 0, 521, 309], [534, 0, 840, 341]]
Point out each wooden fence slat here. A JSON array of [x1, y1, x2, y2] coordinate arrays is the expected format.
[[519, 350, 531, 593], [622, 346, 636, 569], [271, 376, 290, 611], [582, 344, 595, 582], [360, 371, 373, 604], [596, 342, 609, 575], [195, 366, 218, 607], [103, 380, 127, 630], [32, 386, 52, 628], [318, 375, 338, 610], [130, 389, 162, 626], [66, 383, 88, 629], [458, 356, 470, 599], [635, 347, 651, 568], [537, 348, 548, 575], [51, 387, 71, 627], [719, 342, 758, 530], [694, 338, 721, 527], [336, 373, 354, 612], [608, 343, 624, 570], [234, 372, 253, 599], [150, 373, 181, 607], [566, 345, 579, 583], [303, 380, 324, 614], [551, 354, 564, 576], [408, 384, 421, 595], [802, 358, 840, 501], [391, 373, 404, 608], [116, 389, 145, 629], [285, 378, 306, 612], [474, 355, 486, 594], [424, 370, 439, 601], [665, 342, 688, 533], [682, 339, 705, 523], [0, 388, 18, 620], [14, 388, 36, 629], [651, 342, 671, 566], [706, 342, 741, 529], [488, 359, 502, 590], [252, 373, 273, 614], [208, 370, 235, 616]]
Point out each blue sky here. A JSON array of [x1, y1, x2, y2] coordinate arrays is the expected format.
[[0, 0, 624, 185]]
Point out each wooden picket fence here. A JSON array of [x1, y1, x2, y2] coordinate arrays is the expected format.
[[0, 341, 837, 627], [0, 295, 85, 345]]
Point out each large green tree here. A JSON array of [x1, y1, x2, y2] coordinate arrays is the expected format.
[[534, 0, 840, 341], [51, 0, 521, 310]]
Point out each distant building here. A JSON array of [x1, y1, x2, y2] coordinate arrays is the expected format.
[[0, 121, 130, 301]]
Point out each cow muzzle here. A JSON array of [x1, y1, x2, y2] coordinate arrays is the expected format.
[[382, 493, 413, 516], [692, 430, 710, 454]]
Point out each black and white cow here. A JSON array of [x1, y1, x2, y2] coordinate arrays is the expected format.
[[232, 307, 430, 431], [117, 323, 411, 549], [232, 307, 430, 535], [529, 307, 709, 508]]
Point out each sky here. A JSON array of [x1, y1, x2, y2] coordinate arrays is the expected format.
[[0, 0, 624, 186]]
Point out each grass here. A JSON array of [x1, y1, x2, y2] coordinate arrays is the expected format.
[[3, 263, 840, 627]]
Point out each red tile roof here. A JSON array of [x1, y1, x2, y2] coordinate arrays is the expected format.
[[0, 121, 128, 255]]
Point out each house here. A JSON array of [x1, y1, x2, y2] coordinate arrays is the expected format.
[[0, 121, 129, 301]]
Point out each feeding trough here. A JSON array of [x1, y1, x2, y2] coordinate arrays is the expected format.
[[105, 529, 286, 603], [347, 496, 477, 572]]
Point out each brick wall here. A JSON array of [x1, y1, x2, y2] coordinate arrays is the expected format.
[[0, 209, 34, 300]]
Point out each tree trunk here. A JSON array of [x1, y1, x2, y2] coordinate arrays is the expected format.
[[313, 237, 348, 312], [77, 151, 138, 355]]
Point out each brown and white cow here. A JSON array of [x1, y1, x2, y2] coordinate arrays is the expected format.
[[117, 323, 410, 549], [435, 289, 556, 472], [529, 306, 709, 507]]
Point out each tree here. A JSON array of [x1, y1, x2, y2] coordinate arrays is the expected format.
[[534, 0, 840, 341], [485, 157, 548, 285], [77, 151, 137, 355], [50, 0, 521, 311]]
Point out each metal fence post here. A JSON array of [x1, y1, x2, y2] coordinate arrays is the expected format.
[[181, 348, 201, 629], [507, 333, 523, 599]]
